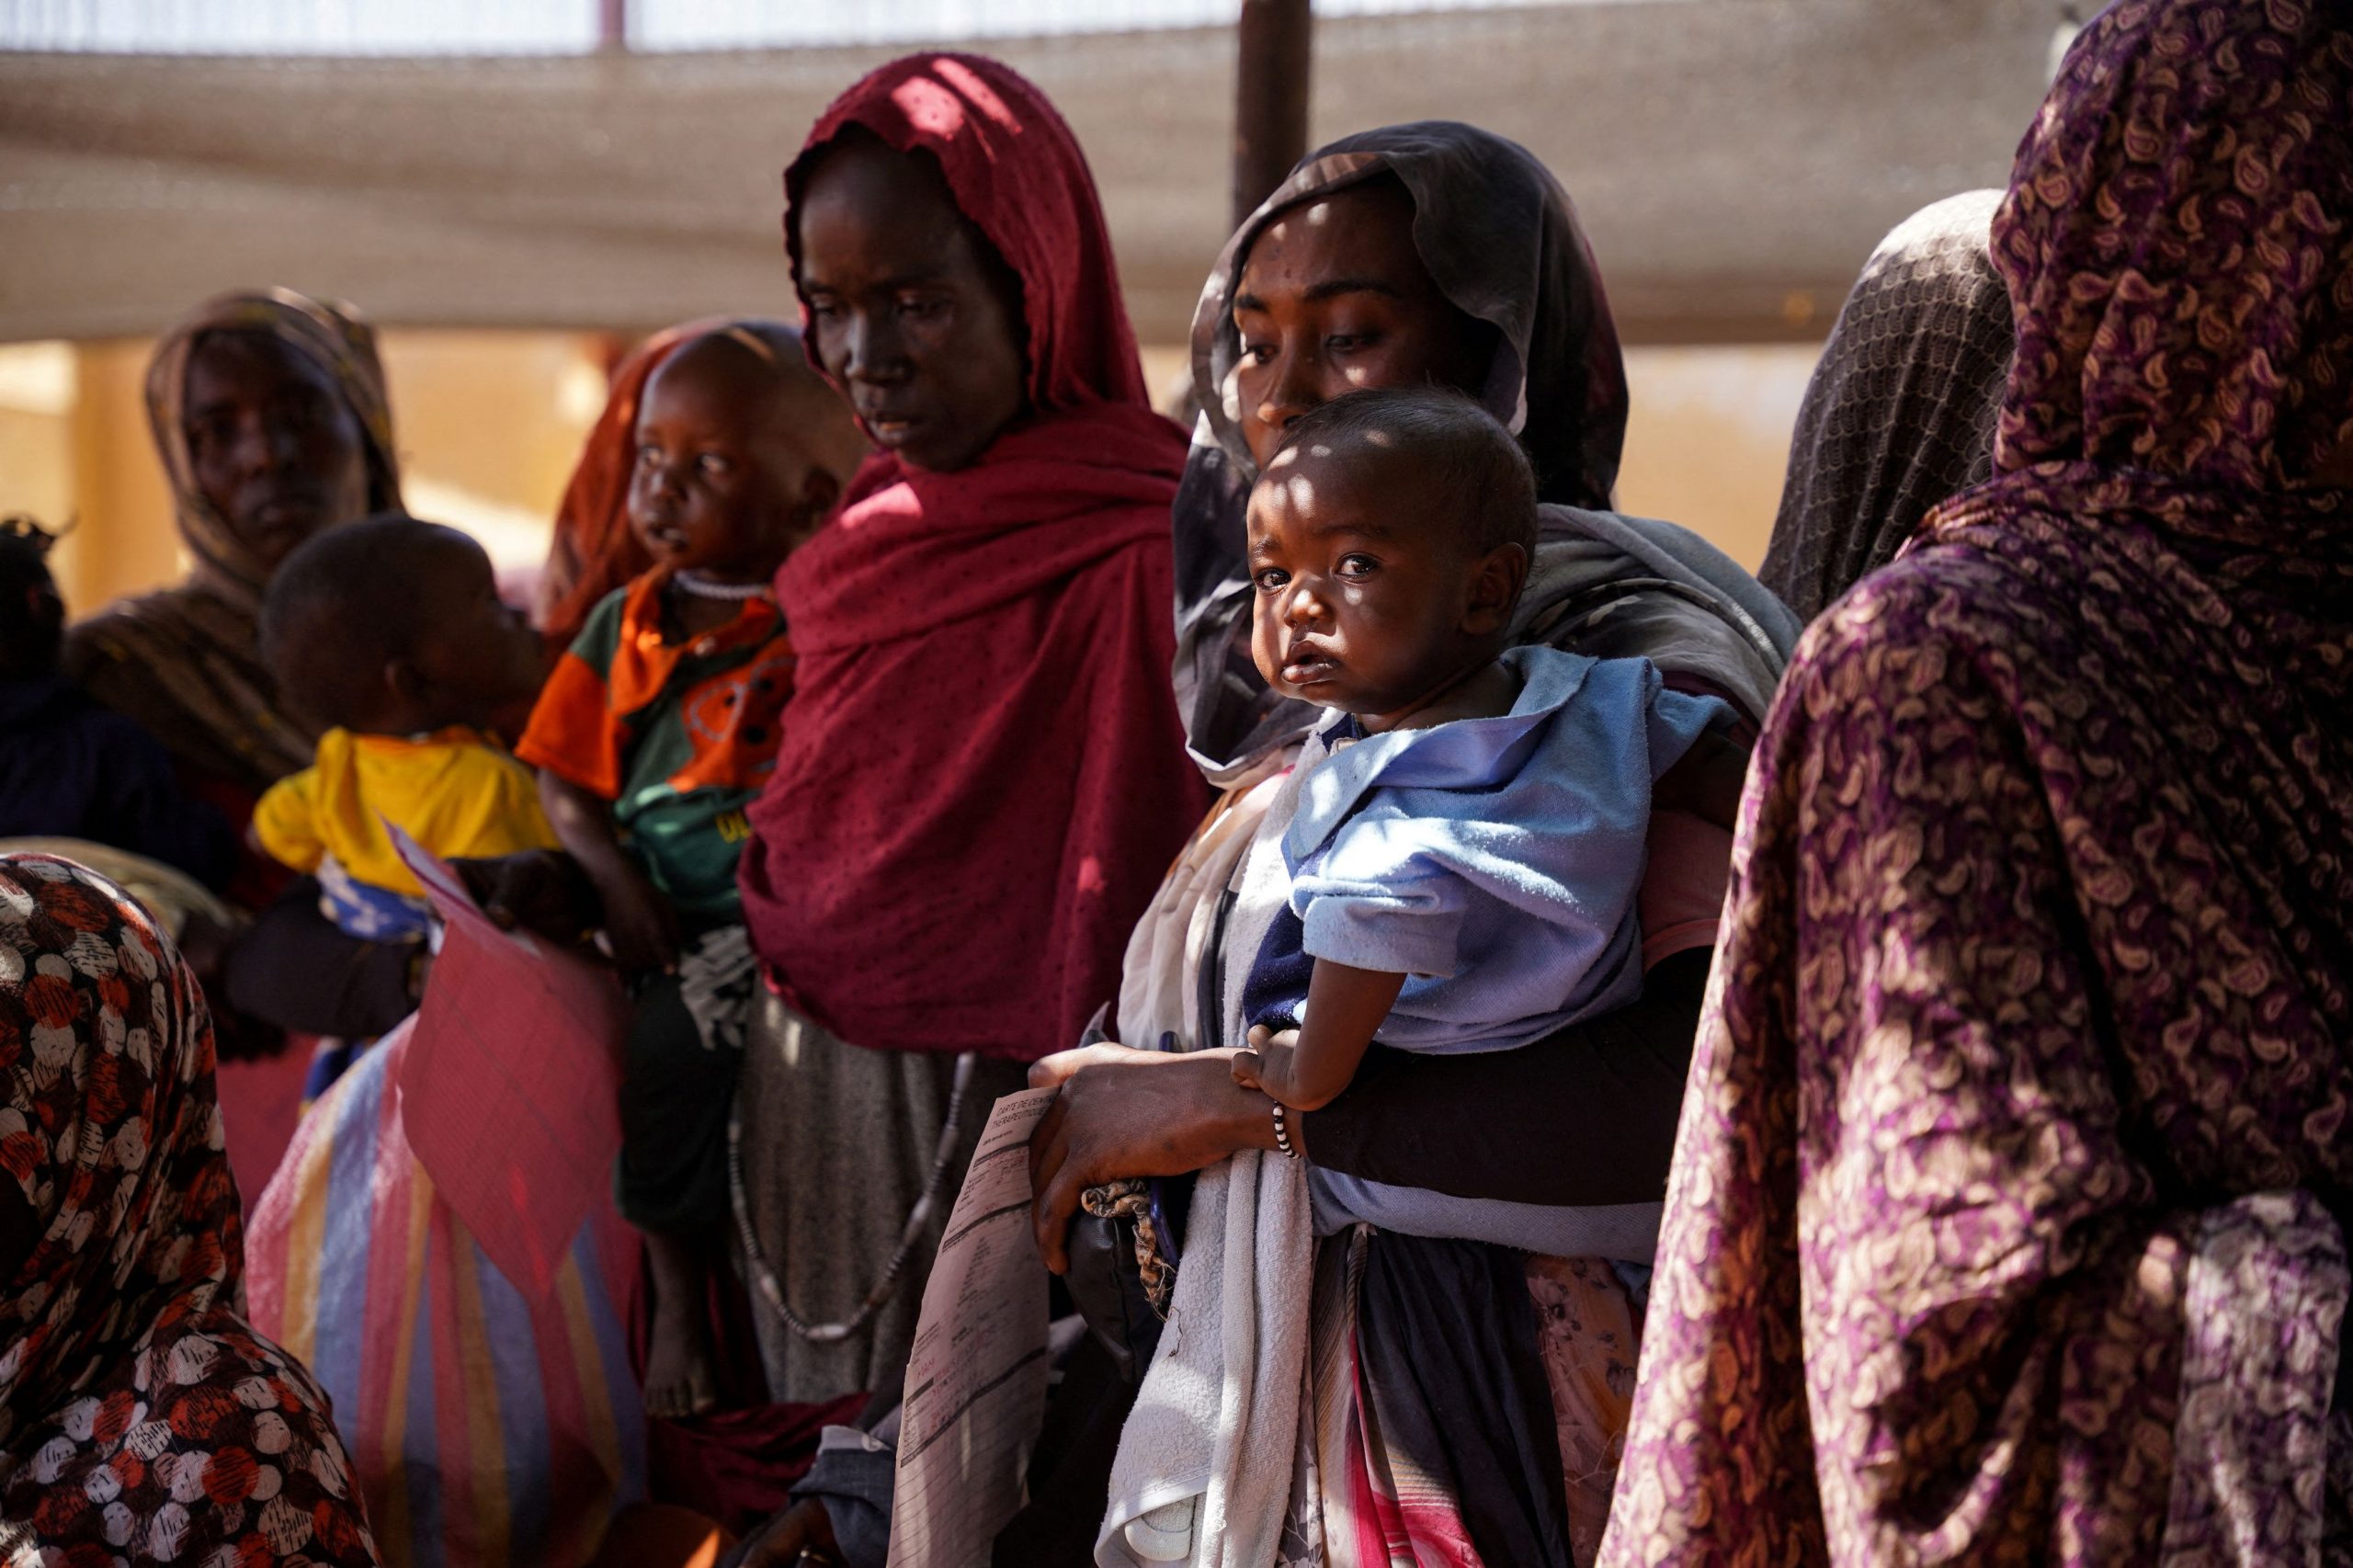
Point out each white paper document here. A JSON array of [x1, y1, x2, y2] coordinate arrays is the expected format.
[[887, 1085, 1060, 1568]]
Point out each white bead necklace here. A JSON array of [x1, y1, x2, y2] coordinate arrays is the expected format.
[[673, 570, 773, 602]]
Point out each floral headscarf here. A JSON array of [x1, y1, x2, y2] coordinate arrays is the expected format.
[[1604, 4, 2353, 1562], [0, 854, 377, 1562]]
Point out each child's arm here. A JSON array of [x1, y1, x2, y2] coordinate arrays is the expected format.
[[1233, 958, 1406, 1112], [537, 768, 680, 974], [249, 770, 325, 875]]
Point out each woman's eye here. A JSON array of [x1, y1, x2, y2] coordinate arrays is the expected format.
[[635, 445, 661, 470], [1240, 340, 1277, 368], [897, 294, 948, 320], [806, 298, 842, 321], [697, 453, 731, 476], [1325, 332, 1378, 354], [1338, 553, 1379, 577], [1253, 569, 1290, 592]]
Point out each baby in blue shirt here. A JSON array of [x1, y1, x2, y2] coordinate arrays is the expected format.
[[1233, 386, 1728, 1109]]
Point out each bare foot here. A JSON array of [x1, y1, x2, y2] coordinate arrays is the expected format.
[[644, 1233, 719, 1421]]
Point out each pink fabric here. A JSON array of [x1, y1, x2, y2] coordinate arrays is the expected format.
[[395, 838, 631, 1299]]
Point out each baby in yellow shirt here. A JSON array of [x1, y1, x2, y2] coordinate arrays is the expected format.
[[255, 515, 556, 942]]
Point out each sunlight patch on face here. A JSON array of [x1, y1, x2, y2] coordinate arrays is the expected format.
[[1362, 427, 1393, 447], [1283, 472, 1318, 515], [1267, 445, 1302, 470], [1303, 201, 1333, 228]]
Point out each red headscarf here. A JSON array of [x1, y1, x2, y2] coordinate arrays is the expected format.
[[743, 54, 1207, 1061]]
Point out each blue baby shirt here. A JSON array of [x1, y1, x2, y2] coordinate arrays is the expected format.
[[1242, 644, 1727, 1055]]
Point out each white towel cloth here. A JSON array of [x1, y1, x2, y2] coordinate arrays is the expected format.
[[1097, 744, 1321, 1568]]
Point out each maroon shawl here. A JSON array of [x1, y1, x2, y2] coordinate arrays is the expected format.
[[743, 55, 1207, 1061], [1606, 4, 2353, 1562]]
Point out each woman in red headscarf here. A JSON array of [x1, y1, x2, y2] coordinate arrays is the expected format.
[[728, 54, 1210, 1405]]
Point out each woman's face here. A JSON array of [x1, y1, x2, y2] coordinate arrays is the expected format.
[[1231, 177, 1495, 472], [182, 329, 373, 573], [795, 135, 1029, 475]]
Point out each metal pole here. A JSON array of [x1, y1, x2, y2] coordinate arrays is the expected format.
[[598, 0, 626, 51], [1233, 0, 1313, 230]]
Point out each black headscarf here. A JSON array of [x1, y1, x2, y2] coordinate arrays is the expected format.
[[1172, 121, 1800, 780]]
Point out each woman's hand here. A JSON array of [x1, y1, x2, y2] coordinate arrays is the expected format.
[[722, 1499, 837, 1568], [1026, 1043, 1279, 1273]]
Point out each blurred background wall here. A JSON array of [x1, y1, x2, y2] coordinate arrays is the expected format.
[[0, 0, 2075, 615]]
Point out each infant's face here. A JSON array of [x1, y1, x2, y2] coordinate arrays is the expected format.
[[629, 336, 824, 585], [1245, 440, 1481, 728], [407, 537, 549, 725]]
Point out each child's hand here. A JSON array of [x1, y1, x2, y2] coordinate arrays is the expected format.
[[1233, 1023, 1297, 1098], [597, 867, 682, 974]]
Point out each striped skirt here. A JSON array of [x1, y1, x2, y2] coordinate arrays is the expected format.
[[244, 1019, 650, 1568]]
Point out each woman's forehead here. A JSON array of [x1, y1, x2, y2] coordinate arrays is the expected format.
[[1237, 178, 1427, 302], [185, 328, 335, 404], [797, 138, 972, 273]]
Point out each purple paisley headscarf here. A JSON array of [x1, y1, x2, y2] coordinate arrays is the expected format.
[[1603, 3, 2353, 1563]]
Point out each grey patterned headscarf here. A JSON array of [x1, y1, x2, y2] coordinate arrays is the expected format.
[[1758, 191, 2012, 623]]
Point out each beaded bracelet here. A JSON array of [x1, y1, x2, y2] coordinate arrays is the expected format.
[[1272, 1102, 1300, 1160]]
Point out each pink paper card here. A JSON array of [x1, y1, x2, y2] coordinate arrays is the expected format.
[[392, 830, 631, 1299]]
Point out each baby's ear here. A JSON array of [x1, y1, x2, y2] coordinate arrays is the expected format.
[[382, 655, 429, 705], [799, 465, 842, 522], [1461, 542, 1529, 635]]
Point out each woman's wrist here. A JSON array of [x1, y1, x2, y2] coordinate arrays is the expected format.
[[1220, 1076, 1294, 1158]]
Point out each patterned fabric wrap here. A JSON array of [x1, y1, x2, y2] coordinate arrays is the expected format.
[[1282, 1229, 1641, 1568], [244, 1028, 647, 1568], [62, 290, 404, 790], [676, 923, 756, 1054], [0, 853, 377, 1564], [1603, 4, 2353, 1563], [1756, 189, 2011, 623], [315, 856, 433, 946]]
